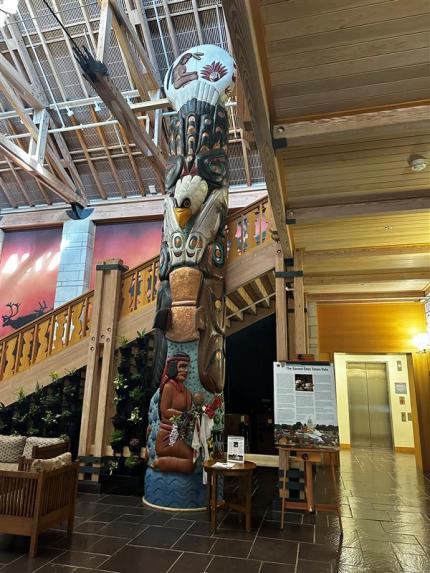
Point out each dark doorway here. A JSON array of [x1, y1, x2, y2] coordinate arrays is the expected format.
[[225, 314, 277, 454]]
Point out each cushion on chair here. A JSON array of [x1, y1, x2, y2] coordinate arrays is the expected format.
[[0, 462, 19, 471], [31, 452, 72, 473], [0, 435, 26, 463], [23, 437, 64, 459]]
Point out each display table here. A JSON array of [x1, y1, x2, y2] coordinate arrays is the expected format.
[[203, 460, 256, 532], [277, 446, 342, 533]]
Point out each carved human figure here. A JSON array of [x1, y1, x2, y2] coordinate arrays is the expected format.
[[172, 52, 201, 89], [154, 353, 194, 473]]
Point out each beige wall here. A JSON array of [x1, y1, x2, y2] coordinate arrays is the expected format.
[[334, 353, 414, 449]]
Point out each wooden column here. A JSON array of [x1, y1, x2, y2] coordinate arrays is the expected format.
[[294, 249, 307, 356], [275, 247, 288, 361], [408, 352, 430, 472], [78, 259, 127, 480]]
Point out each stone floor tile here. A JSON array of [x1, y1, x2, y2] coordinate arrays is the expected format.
[[101, 545, 181, 573], [206, 556, 261, 573]]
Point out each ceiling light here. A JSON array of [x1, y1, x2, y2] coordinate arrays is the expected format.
[[66, 108, 74, 117], [412, 332, 430, 352], [94, 101, 101, 112], [409, 155, 428, 172]]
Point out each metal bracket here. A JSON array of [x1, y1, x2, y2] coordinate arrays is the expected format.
[[272, 136, 288, 150], [66, 203, 93, 220]]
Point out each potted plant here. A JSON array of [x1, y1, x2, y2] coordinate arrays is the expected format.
[[110, 429, 125, 453]]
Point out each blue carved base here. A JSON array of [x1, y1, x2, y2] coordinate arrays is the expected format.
[[144, 467, 207, 509]]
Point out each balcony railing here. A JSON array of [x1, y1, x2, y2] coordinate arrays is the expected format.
[[0, 197, 270, 382]]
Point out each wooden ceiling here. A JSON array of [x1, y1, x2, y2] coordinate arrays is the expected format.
[[224, 0, 430, 304], [282, 133, 430, 208], [260, 0, 430, 121]]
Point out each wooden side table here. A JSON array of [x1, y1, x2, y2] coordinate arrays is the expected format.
[[203, 460, 256, 532], [278, 446, 342, 533]]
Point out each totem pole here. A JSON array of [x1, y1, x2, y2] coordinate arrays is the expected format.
[[144, 45, 236, 509]]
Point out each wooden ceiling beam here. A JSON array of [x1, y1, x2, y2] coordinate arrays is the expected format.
[[0, 53, 46, 110], [307, 291, 425, 302], [253, 277, 271, 308], [0, 134, 86, 205], [236, 286, 257, 314], [225, 296, 244, 321], [226, 300, 275, 336], [4, 20, 48, 106], [0, 172, 18, 208], [108, 0, 160, 91], [0, 73, 81, 195], [23, 0, 68, 101], [162, 0, 179, 58], [273, 105, 430, 145], [289, 194, 430, 223], [118, 124, 146, 196], [191, 0, 204, 44], [70, 116, 107, 200], [305, 244, 430, 259], [74, 49, 165, 180], [305, 269, 430, 286], [90, 108, 127, 199], [123, 0, 160, 74], [97, 0, 113, 63], [222, 0, 292, 257]]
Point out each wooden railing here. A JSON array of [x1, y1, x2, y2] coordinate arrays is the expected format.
[[0, 197, 270, 382], [226, 197, 270, 262], [0, 291, 93, 381]]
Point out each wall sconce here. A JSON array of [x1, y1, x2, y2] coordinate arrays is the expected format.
[[412, 332, 430, 353]]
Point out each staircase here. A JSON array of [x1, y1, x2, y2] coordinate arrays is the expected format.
[[0, 198, 276, 406]]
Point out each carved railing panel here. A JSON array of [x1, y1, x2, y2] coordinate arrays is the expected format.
[[226, 198, 270, 262], [0, 197, 269, 383], [0, 291, 94, 381]]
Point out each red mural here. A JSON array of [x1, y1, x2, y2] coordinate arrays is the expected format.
[[0, 228, 62, 339], [90, 221, 162, 287]]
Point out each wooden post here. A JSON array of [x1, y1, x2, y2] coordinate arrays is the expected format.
[[408, 352, 430, 472], [275, 247, 288, 361], [78, 259, 128, 480], [294, 249, 307, 355]]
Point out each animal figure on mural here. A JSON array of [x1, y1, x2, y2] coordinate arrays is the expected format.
[[144, 45, 235, 507], [2, 301, 50, 330]]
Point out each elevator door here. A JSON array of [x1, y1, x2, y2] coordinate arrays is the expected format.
[[346, 362, 392, 448]]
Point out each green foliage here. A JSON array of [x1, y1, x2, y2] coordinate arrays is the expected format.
[[107, 334, 152, 477], [17, 388, 26, 402], [129, 387, 145, 402], [50, 371, 59, 382], [124, 455, 141, 470], [0, 369, 85, 457], [118, 335, 129, 347]]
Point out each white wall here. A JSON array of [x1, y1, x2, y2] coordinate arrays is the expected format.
[[334, 353, 414, 449]]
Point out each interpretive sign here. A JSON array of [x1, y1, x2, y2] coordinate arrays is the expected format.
[[227, 436, 245, 464], [274, 362, 339, 449]]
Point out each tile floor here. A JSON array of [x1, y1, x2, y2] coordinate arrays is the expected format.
[[0, 449, 429, 573]]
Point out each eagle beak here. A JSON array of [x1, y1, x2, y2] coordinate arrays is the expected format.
[[174, 207, 192, 228]]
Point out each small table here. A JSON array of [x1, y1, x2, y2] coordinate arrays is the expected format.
[[203, 460, 256, 532], [278, 446, 342, 533]]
